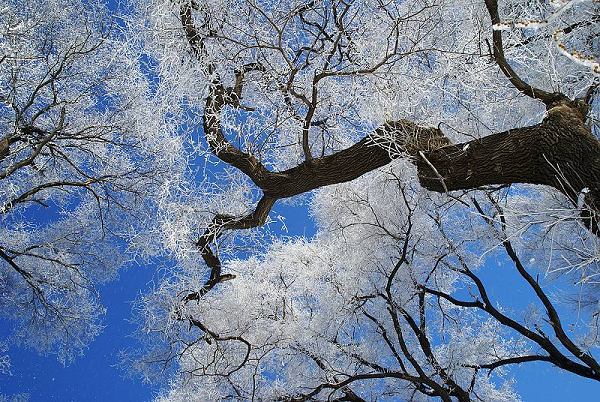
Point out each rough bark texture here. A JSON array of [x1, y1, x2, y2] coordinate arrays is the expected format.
[[260, 121, 451, 198], [177, 0, 600, 297], [416, 103, 600, 204], [0, 137, 8, 161], [213, 101, 600, 216]]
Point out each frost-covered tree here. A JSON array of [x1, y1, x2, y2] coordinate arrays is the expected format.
[[0, 0, 184, 362], [3, 0, 600, 400], [125, 0, 600, 400]]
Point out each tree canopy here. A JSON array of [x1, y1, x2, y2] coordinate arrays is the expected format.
[[1, 0, 600, 400]]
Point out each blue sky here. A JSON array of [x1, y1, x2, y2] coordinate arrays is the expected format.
[[0, 201, 316, 401], [1, 199, 600, 401], [0, 258, 158, 401]]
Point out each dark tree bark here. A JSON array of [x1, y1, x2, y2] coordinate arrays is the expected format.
[[259, 103, 600, 210], [0, 137, 8, 161], [415, 102, 600, 202]]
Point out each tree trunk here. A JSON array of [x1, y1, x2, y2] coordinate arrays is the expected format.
[[416, 103, 600, 213], [0, 136, 9, 162]]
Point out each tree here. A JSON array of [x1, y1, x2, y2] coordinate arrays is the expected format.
[[127, 0, 600, 400], [0, 0, 183, 362], [2, 0, 600, 400]]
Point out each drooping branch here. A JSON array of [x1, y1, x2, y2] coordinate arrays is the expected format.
[[0, 108, 65, 181], [424, 200, 600, 382], [499, 213, 600, 375], [184, 195, 276, 302], [185, 316, 252, 376]]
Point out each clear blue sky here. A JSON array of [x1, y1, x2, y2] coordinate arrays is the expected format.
[[1, 200, 600, 401], [0, 264, 157, 401]]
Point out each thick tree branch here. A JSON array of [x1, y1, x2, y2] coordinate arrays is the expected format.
[[192, 99, 600, 303], [415, 103, 600, 207], [466, 355, 553, 373], [171, 2, 600, 398]]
